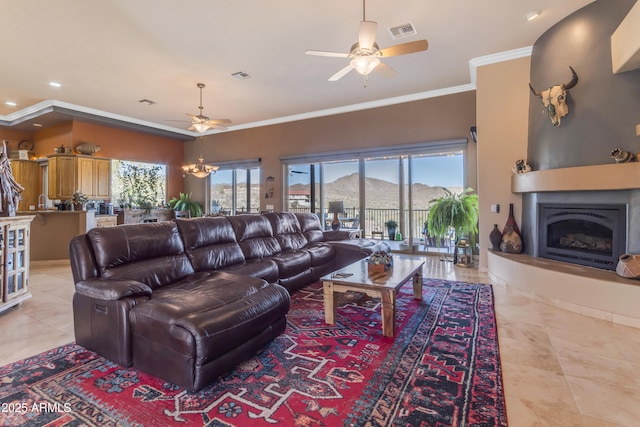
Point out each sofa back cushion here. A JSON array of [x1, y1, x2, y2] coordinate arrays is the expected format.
[[86, 222, 194, 289], [176, 217, 246, 271], [264, 212, 308, 251], [295, 212, 325, 243], [227, 214, 281, 260]]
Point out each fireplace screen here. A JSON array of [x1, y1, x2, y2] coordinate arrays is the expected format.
[[539, 204, 627, 271]]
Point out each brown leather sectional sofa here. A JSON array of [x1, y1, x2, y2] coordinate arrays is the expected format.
[[69, 211, 389, 391]]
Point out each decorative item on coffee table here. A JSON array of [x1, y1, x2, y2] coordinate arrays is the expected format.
[[367, 251, 393, 274]]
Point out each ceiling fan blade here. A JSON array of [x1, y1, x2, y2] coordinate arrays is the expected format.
[[306, 50, 350, 58], [358, 20, 377, 50], [329, 64, 355, 81], [186, 113, 206, 123], [211, 124, 228, 131], [379, 39, 428, 57], [374, 61, 397, 79], [206, 119, 232, 125]]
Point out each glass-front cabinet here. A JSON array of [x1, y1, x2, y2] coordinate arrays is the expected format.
[[0, 216, 34, 313]]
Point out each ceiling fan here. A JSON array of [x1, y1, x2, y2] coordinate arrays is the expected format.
[[186, 83, 231, 132], [305, 0, 428, 81]]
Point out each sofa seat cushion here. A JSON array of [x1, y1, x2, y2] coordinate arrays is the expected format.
[[220, 258, 279, 283], [271, 250, 311, 278], [304, 243, 335, 267], [130, 271, 290, 368]]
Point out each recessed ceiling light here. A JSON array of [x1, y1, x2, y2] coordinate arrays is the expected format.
[[49, 81, 62, 88], [524, 10, 541, 21], [33, 123, 43, 127], [5, 101, 17, 107], [231, 71, 252, 80]]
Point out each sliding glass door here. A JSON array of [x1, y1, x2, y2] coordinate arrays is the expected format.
[[410, 152, 464, 252], [283, 140, 468, 252]]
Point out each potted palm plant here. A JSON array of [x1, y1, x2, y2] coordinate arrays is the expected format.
[[169, 192, 203, 218], [426, 188, 479, 258]]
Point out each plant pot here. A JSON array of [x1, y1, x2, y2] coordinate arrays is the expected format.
[[387, 227, 396, 240], [368, 263, 389, 274]]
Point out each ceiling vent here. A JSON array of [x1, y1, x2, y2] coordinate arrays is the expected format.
[[388, 22, 417, 40], [231, 71, 252, 80]]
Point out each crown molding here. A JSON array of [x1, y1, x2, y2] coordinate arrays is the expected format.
[[468, 46, 534, 87], [1, 47, 533, 137]]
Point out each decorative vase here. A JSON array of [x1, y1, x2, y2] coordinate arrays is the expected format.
[[489, 224, 502, 251], [500, 224, 523, 254], [502, 203, 521, 236], [616, 254, 640, 279]]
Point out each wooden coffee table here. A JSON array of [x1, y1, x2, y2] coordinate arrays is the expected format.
[[321, 257, 425, 337]]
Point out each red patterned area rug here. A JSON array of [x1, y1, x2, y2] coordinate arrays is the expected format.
[[0, 279, 507, 427]]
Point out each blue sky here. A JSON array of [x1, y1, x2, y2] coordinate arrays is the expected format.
[[289, 153, 464, 188]]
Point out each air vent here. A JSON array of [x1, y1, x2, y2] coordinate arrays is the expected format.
[[231, 71, 252, 80], [138, 99, 156, 106], [388, 22, 417, 40]]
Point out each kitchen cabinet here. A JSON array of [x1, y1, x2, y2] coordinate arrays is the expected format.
[[48, 154, 111, 200], [0, 216, 34, 314], [10, 160, 39, 211]]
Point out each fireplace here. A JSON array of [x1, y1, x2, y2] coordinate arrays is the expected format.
[[538, 204, 627, 271]]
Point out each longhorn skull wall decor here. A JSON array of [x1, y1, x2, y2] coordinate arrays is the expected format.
[[529, 66, 579, 127]]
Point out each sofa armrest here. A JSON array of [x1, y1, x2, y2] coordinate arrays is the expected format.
[[323, 230, 355, 241], [75, 278, 153, 301]]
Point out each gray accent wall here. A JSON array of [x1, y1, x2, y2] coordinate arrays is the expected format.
[[523, 0, 640, 258], [527, 0, 640, 171]]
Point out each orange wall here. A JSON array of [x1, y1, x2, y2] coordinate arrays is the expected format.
[[0, 128, 33, 150], [29, 121, 186, 200]]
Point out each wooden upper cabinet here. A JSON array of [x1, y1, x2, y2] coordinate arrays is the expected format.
[[9, 160, 39, 211], [94, 158, 111, 199], [47, 154, 111, 200]]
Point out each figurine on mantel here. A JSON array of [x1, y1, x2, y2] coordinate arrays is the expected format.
[[0, 142, 24, 216], [512, 159, 532, 174]]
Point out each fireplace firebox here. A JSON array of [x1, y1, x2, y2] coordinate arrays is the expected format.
[[538, 204, 627, 271]]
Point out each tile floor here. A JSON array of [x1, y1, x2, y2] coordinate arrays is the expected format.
[[2, 257, 640, 426]]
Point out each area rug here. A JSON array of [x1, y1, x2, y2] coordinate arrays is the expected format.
[[0, 279, 507, 426]]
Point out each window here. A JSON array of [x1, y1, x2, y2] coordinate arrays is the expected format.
[[209, 165, 260, 215], [111, 160, 167, 208], [283, 139, 467, 252]]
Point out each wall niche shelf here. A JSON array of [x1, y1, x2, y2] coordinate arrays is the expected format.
[[511, 162, 640, 193]]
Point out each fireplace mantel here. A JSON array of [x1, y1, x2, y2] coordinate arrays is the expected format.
[[512, 162, 640, 193]]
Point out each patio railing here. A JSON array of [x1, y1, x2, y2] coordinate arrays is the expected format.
[[287, 207, 452, 249]]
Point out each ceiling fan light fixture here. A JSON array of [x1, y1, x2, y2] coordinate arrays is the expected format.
[[351, 55, 380, 76], [192, 122, 210, 133]]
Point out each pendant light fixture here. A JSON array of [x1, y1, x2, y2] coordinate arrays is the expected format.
[[181, 155, 219, 178]]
